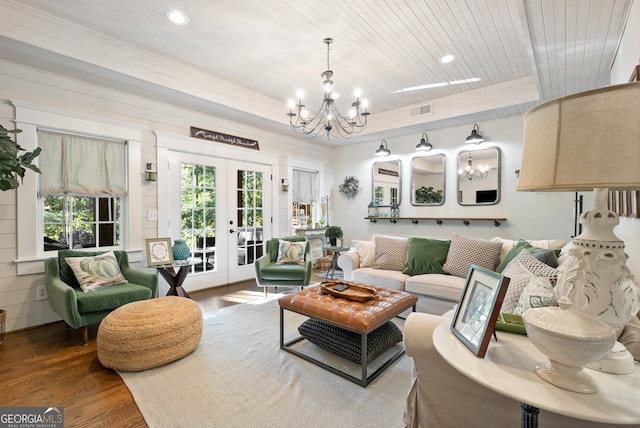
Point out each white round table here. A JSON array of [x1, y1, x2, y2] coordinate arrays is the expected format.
[[433, 322, 640, 427]]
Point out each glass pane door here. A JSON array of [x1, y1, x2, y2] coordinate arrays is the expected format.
[[234, 169, 263, 267], [180, 163, 217, 273]]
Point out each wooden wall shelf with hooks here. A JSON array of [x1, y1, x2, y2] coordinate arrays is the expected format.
[[365, 217, 506, 227]]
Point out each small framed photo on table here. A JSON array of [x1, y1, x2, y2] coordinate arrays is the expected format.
[[450, 265, 510, 358], [146, 238, 174, 266]]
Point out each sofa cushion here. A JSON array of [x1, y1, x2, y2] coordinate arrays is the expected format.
[[495, 239, 562, 273], [65, 251, 128, 293], [405, 274, 466, 302], [374, 235, 408, 271], [352, 267, 408, 291], [352, 239, 375, 267], [492, 237, 565, 266], [500, 250, 559, 313], [442, 233, 502, 278], [259, 263, 308, 281], [403, 238, 450, 276], [532, 250, 559, 267], [75, 283, 153, 313]]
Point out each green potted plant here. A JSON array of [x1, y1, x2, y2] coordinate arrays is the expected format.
[[415, 186, 443, 204], [324, 225, 343, 246], [0, 125, 41, 191]]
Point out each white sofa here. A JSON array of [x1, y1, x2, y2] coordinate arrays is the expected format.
[[337, 234, 565, 314], [403, 311, 618, 427]]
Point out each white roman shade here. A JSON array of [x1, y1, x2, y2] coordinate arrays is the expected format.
[[38, 130, 127, 197], [292, 169, 318, 203]]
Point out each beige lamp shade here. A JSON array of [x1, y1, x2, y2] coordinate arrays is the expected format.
[[518, 82, 640, 191]]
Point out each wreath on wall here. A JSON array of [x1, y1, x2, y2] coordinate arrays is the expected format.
[[338, 176, 360, 199]]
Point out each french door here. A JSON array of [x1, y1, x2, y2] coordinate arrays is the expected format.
[[168, 153, 271, 291]]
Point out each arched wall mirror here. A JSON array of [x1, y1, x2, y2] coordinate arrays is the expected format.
[[411, 154, 445, 206], [457, 147, 501, 206], [372, 159, 401, 206]]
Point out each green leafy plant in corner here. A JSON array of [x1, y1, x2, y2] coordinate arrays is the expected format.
[[324, 225, 343, 239], [415, 186, 443, 204], [0, 125, 41, 191]]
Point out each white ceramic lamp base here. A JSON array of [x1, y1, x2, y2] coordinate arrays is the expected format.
[[534, 359, 598, 393], [585, 341, 635, 374]]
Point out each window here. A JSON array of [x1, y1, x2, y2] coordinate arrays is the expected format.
[[44, 195, 120, 251], [290, 169, 318, 232], [38, 130, 127, 252], [13, 101, 143, 275]]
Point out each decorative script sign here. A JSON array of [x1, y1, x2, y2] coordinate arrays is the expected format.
[[378, 168, 399, 177], [190, 126, 260, 150]]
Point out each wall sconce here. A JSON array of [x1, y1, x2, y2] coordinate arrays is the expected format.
[[145, 163, 157, 181], [416, 133, 433, 151], [375, 140, 391, 156], [281, 178, 289, 192], [465, 123, 484, 144]]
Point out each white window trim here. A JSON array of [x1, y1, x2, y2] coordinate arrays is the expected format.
[[12, 101, 145, 275]]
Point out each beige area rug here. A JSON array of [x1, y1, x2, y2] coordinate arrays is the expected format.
[[119, 297, 410, 428]]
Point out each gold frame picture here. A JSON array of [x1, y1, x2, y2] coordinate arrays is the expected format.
[[146, 238, 174, 266]]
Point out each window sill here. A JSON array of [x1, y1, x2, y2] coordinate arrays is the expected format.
[[15, 249, 144, 276]]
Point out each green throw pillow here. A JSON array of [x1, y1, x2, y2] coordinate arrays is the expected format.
[[496, 239, 561, 273], [403, 237, 450, 275]]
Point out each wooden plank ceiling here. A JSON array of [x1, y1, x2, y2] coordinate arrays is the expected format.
[[0, 0, 632, 143]]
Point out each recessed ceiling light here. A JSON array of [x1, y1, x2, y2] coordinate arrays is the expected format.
[[165, 10, 188, 25], [439, 54, 455, 64]]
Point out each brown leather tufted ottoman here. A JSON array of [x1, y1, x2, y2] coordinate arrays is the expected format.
[[279, 284, 417, 386]]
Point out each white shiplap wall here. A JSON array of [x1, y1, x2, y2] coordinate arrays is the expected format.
[[0, 59, 332, 332]]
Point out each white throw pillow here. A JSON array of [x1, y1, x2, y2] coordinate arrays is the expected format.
[[276, 239, 306, 265], [513, 274, 558, 315], [352, 240, 375, 267], [65, 251, 128, 293], [500, 249, 559, 313]]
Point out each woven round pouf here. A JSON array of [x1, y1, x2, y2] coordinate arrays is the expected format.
[[97, 296, 202, 371]]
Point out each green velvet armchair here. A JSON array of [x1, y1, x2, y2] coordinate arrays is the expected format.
[[254, 237, 313, 297], [45, 250, 158, 345]]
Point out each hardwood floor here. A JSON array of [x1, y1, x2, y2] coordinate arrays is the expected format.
[[0, 276, 324, 427]]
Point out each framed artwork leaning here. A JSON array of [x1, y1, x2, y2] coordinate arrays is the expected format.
[[146, 238, 174, 266], [450, 264, 510, 358]]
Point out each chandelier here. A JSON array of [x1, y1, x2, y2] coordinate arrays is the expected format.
[[458, 153, 489, 181], [287, 38, 369, 139]]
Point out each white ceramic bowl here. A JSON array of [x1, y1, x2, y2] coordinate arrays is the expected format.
[[522, 296, 616, 393]]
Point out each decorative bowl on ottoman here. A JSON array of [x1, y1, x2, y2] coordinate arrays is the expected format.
[[320, 280, 377, 302], [522, 296, 616, 393]]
